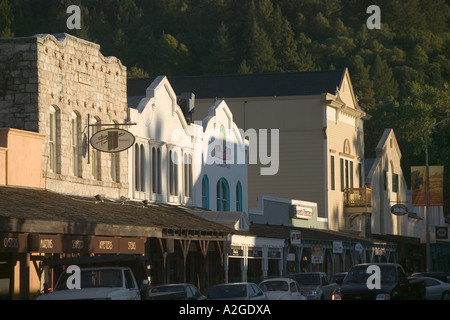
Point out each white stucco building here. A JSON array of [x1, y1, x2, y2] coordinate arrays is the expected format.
[[127, 76, 249, 214]]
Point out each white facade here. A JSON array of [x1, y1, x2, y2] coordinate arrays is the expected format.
[[366, 128, 409, 236], [128, 76, 194, 204], [195, 100, 249, 214], [365, 128, 448, 243], [127, 76, 248, 214]]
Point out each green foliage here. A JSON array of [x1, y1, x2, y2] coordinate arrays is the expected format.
[[4, 0, 450, 214]]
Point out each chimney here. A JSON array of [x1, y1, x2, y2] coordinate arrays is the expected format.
[[177, 92, 195, 124]]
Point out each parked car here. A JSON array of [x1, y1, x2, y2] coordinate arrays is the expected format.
[[330, 272, 347, 284], [412, 276, 450, 300], [37, 266, 145, 300], [259, 278, 306, 300], [411, 272, 448, 283], [289, 272, 335, 300], [148, 283, 206, 300], [332, 263, 425, 300], [325, 272, 347, 299], [207, 282, 267, 300]]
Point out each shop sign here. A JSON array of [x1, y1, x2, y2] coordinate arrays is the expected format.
[[333, 241, 343, 254], [90, 128, 135, 153], [374, 247, 386, 256], [90, 236, 119, 254], [311, 245, 324, 264], [354, 242, 363, 254], [29, 234, 63, 253], [435, 227, 448, 240], [119, 237, 145, 254], [295, 205, 313, 219], [268, 250, 281, 259], [290, 230, 301, 245], [390, 204, 408, 216], [0, 233, 28, 253], [63, 235, 90, 254], [249, 249, 263, 258], [230, 248, 243, 257]]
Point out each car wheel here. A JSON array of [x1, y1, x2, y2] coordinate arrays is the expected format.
[[442, 292, 450, 300]]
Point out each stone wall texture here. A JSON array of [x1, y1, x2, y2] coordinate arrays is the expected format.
[[0, 33, 129, 198]]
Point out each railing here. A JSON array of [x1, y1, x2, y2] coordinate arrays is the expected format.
[[344, 187, 372, 207]]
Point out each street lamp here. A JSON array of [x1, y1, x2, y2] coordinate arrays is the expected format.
[[424, 117, 450, 272]]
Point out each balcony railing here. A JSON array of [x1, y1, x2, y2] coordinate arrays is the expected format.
[[344, 187, 372, 207]]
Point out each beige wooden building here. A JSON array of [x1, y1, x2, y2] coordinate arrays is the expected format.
[[129, 69, 370, 234]]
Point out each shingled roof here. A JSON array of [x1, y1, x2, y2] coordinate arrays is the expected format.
[[127, 69, 346, 102], [0, 185, 234, 238]]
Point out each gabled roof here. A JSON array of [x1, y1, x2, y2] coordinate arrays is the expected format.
[[127, 69, 346, 100]]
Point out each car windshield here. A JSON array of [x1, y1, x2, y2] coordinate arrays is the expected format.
[[294, 274, 320, 285], [55, 269, 123, 290], [209, 284, 247, 299], [344, 265, 397, 284], [330, 273, 346, 283], [260, 281, 289, 292]]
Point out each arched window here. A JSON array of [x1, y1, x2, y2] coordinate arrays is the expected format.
[[49, 105, 60, 173], [169, 150, 178, 196], [134, 143, 145, 192], [71, 111, 81, 177], [152, 146, 162, 194], [110, 120, 120, 182], [92, 116, 102, 180], [140, 144, 145, 190], [134, 144, 140, 191], [236, 181, 242, 211], [157, 148, 161, 194], [202, 175, 209, 209], [184, 153, 192, 197], [216, 178, 229, 211]]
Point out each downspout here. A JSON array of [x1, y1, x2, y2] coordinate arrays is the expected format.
[[322, 104, 328, 222]]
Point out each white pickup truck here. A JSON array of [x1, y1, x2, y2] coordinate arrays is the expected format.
[[37, 266, 146, 300]]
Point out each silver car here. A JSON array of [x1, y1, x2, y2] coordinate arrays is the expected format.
[[207, 282, 267, 300], [259, 278, 306, 300], [415, 277, 450, 300]]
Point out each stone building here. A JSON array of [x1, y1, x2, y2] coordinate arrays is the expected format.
[[0, 33, 129, 198], [0, 34, 238, 299]]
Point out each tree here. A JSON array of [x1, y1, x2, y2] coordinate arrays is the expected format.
[[371, 55, 399, 102], [0, 0, 14, 37], [348, 55, 375, 110], [153, 33, 190, 75], [202, 22, 235, 75], [127, 65, 149, 78], [241, 19, 277, 73], [270, 6, 300, 71]]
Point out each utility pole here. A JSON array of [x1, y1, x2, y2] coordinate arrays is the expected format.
[[424, 117, 450, 272]]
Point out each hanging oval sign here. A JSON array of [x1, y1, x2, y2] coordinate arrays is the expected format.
[[390, 204, 409, 216], [90, 128, 135, 153]]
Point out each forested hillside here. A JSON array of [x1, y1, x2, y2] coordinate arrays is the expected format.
[[2, 0, 450, 213]]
